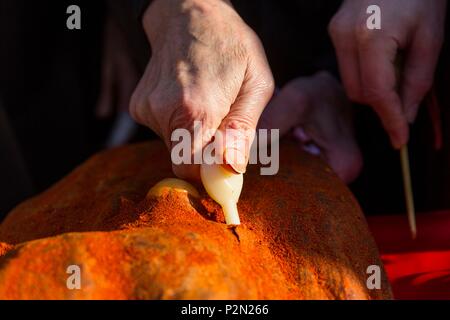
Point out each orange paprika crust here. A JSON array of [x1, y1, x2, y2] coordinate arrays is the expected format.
[[0, 140, 392, 299]]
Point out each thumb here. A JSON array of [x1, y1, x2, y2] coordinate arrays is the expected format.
[[218, 74, 274, 173]]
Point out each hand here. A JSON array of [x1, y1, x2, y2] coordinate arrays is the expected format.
[[129, 0, 274, 180], [259, 72, 363, 183], [329, 0, 446, 148]]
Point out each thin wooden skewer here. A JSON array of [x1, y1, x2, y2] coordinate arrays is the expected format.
[[400, 144, 416, 239], [394, 54, 417, 239]]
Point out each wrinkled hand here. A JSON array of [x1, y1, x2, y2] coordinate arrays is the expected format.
[[130, 0, 274, 180], [329, 0, 446, 148], [259, 72, 363, 183]]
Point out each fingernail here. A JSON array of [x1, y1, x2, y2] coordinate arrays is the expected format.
[[224, 147, 247, 173], [220, 127, 253, 174]]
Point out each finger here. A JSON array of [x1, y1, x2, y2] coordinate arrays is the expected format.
[[219, 65, 274, 173], [324, 144, 363, 184], [335, 43, 362, 103], [358, 37, 409, 148], [168, 94, 224, 181], [258, 85, 308, 136], [401, 29, 442, 123], [329, 17, 363, 102], [129, 79, 162, 140]]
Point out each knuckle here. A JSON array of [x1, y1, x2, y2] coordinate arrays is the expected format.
[[129, 91, 145, 124], [223, 116, 255, 132], [355, 23, 374, 45], [257, 73, 276, 102], [129, 92, 138, 118], [147, 90, 165, 112], [178, 95, 206, 122], [328, 15, 348, 40], [411, 77, 433, 94], [249, 70, 276, 103], [177, 93, 199, 115], [170, 100, 208, 131], [265, 73, 276, 96], [180, 107, 207, 126], [167, 85, 223, 133], [130, 88, 161, 134], [362, 87, 387, 105]]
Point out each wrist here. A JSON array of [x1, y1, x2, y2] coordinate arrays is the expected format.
[[142, 0, 232, 43]]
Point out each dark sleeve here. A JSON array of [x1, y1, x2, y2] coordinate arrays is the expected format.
[[106, 0, 152, 72]]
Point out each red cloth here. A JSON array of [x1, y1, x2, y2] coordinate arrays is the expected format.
[[367, 211, 450, 299]]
